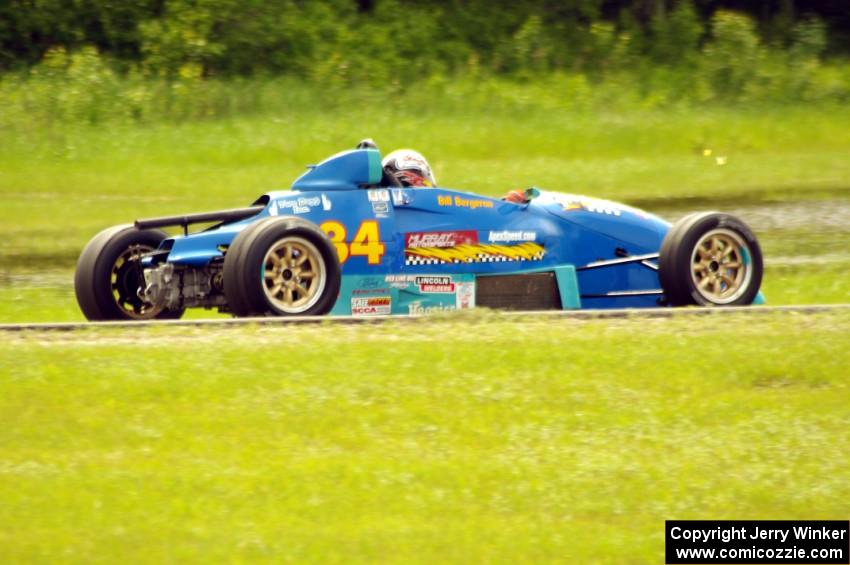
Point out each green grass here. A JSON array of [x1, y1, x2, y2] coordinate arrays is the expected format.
[[760, 263, 850, 305], [1, 311, 849, 562]]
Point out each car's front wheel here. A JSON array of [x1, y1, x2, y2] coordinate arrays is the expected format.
[[658, 212, 763, 306], [222, 217, 340, 317]]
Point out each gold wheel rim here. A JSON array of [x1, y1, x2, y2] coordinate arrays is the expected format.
[[262, 237, 326, 314], [690, 229, 751, 304], [110, 244, 163, 319]]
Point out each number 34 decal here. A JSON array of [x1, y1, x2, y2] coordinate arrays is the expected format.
[[320, 220, 385, 265]]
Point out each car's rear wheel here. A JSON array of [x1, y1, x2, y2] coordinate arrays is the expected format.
[[658, 212, 763, 306], [74, 225, 185, 321], [222, 217, 340, 317]]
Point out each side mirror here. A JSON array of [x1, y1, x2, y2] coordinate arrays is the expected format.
[[517, 187, 541, 210], [524, 187, 541, 200]]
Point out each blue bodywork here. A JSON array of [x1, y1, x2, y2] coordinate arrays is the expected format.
[[155, 148, 681, 312]]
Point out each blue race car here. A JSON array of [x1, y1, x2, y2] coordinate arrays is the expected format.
[[74, 145, 764, 320]]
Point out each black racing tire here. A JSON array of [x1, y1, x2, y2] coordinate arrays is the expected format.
[[222, 217, 341, 317], [74, 225, 185, 321], [658, 212, 763, 306]]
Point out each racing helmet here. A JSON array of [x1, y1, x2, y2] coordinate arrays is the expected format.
[[381, 149, 437, 187]]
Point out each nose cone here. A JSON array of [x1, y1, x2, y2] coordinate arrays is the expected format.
[[538, 192, 670, 253]]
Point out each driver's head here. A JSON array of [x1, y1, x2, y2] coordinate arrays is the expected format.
[[382, 149, 436, 187]]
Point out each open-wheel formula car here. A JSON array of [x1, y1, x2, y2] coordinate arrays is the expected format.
[[74, 144, 764, 320]]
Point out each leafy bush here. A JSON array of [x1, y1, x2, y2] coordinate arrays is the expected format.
[[2, 3, 850, 131]]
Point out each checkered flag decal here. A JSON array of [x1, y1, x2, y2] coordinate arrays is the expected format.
[[405, 249, 545, 266], [405, 256, 443, 266]]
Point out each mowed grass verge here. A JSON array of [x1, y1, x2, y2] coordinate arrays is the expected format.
[[1, 310, 848, 563]]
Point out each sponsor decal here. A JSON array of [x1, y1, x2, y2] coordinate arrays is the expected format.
[[415, 275, 455, 294], [372, 201, 390, 217], [367, 189, 390, 203], [351, 276, 389, 295], [358, 277, 384, 289], [437, 194, 495, 209], [384, 274, 458, 293], [405, 230, 478, 249], [391, 188, 409, 206], [351, 288, 390, 295], [554, 194, 624, 217], [487, 230, 537, 243], [455, 281, 475, 309], [404, 242, 546, 266], [321, 193, 332, 211], [273, 196, 321, 214], [351, 295, 391, 316], [583, 202, 621, 216], [385, 274, 415, 289], [407, 301, 456, 315]]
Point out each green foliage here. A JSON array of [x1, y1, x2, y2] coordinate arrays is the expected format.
[[137, 3, 225, 78], [791, 16, 828, 59], [647, 0, 703, 66], [2, 0, 848, 81], [2, 1, 848, 117], [0, 0, 160, 70], [704, 10, 762, 99], [1, 51, 848, 133], [1, 45, 125, 126]]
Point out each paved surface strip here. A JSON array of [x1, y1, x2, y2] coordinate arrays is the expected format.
[[1, 304, 848, 332]]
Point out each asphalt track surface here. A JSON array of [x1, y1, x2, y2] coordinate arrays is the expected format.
[[1, 304, 848, 332]]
